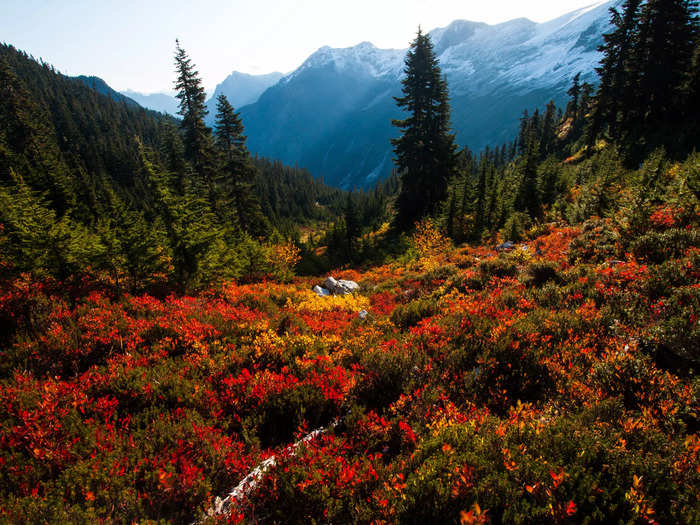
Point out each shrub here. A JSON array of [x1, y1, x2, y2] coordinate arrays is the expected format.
[[521, 260, 562, 288], [391, 297, 439, 329], [477, 257, 518, 278], [630, 228, 699, 264], [568, 219, 622, 264]]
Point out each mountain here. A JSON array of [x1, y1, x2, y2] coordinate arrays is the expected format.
[[205, 71, 284, 122], [120, 90, 180, 116], [73, 75, 140, 107], [240, 1, 616, 188]]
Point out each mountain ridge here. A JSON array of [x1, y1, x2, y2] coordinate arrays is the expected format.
[[238, 0, 617, 188]]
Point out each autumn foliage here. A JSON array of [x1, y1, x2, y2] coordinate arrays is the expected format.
[[0, 203, 698, 523]]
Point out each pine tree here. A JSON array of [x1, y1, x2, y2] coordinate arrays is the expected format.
[[633, 0, 698, 151], [473, 157, 488, 236], [391, 28, 458, 231], [214, 94, 268, 236], [514, 127, 541, 218], [565, 73, 582, 119], [540, 101, 558, 159], [685, 42, 700, 146], [343, 192, 360, 254], [173, 40, 215, 180], [591, 0, 643, 142]]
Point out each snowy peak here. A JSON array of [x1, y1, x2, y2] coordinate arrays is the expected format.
[[285, 41, 405, 81], [239, 1, 618, 189], [281, 1, 615, 94]]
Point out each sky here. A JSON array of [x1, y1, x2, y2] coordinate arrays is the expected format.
[[1, 0, 607, 95]]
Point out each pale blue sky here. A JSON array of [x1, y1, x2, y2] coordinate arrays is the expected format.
[[1, 0, 606, 94]]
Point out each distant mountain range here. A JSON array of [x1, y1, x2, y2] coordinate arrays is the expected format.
[[204, 71, 283, 123], [97, 1, 617, 189], [120, 90, 180, 116], [238, 0, 616, 188], [111, 71, 283, 120]]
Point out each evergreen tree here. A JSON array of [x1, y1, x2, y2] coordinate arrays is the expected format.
[[591, 0, 643, 142], [565, 73, 582, 119], [634, 0, 698, 154], [214, 94, 268, 236], [540, 101, 558, 159], [685, 42, 700, 145], [391, 28, 458, 231], [473, 157, 488, 237], [514, 127, 541, 218], [173, 40, 214, 180], [343, 192, 360, 254]]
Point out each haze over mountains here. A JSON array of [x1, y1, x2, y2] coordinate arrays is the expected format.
[[239, 0, 615, 188], [120, 90, 180, 116], [110, 1, 616, 188]]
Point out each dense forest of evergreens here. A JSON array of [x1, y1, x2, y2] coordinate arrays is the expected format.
[[0, 43, 392, 290]]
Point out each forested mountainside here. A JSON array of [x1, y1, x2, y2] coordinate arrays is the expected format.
[[0, 43, 389, 289]]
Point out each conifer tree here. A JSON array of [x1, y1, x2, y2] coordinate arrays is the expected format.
[[634, 0, 698, 130], [514, 128, 541, 218], [173, 40, 215, 180], [391, 28, 458, 231], [565, 73, 582, 119], [214, 93, 268, 236], [587, 0, 641, 144], [540, 101, 558, 159]]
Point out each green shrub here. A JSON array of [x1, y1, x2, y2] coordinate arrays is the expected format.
[[568, 219, 622, 264], [630, 228, 699, 264], [391, 297, 439, 329], [478, 257, 518, 279], [521, 260, 562, 288]]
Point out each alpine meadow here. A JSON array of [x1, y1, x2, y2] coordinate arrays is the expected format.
[[0, 0, 698, 523]]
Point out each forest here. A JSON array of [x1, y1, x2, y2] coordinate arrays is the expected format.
[[0, 0, 698, 523]]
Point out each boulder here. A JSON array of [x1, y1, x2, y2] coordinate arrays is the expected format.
[[323, 276, 360, 295], [313, 285, 331, 297], [323, 276, 341, 292], [338, 279, 360, 293]]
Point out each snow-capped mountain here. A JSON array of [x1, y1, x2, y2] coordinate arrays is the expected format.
[[239, 0, 617, 189]]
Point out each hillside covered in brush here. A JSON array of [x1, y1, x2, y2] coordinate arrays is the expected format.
[[0, 153, 698, 522]]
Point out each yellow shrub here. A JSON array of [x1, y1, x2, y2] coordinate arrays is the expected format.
[[412, 218, 451, 272], [288, 290, 370, 312]]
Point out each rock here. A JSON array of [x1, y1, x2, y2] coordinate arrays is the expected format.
[[496, 240, 515, 252], [323, 276, 341, 293], [323, 276, 360, 295], [358, 310, 368, 320], [313, 285, 330, 297], [338, 279, 360, 293]]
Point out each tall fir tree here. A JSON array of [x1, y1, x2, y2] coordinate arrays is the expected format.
[[173, 40, 215, 181], [214, 94, 268, 236], [391, 28, 458, 231], [514, 127, 541, 219], [590, 0, 642, 143], [633, 0, 699, 152]]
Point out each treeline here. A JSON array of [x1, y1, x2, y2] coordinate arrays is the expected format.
[[0, 42, 391, 289], [389, 0, 699, 243]]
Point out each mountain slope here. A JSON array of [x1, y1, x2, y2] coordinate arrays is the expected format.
[[73, 75, 140, 108], [240, 1, 616, 188]]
